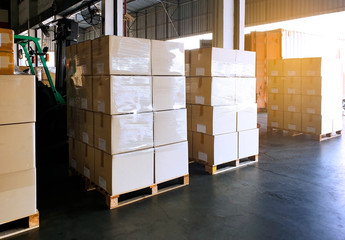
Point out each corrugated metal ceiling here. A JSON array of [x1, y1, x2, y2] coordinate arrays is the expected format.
[[127, 0, 162, 12]]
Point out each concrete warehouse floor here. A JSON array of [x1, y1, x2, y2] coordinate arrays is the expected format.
[[12, 113, 345, 240]]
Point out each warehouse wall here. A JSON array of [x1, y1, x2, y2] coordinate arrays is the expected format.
[[246, 0, 345, 26], [128, 0, 212, 40]]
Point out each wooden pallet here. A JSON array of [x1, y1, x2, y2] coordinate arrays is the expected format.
[[268, 128, 342, 141], [69, 168, 189, 210], [192, 155, 259, 175], [97, 175, 189, 209], [0, 211, 39, 239]]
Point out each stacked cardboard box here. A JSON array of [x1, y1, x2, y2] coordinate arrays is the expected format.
[[0, 28, 15, 75], [0, 29, 37, 224], [267, 58, 343, 135], [187, 47, 259, 167], [66, 36, 188, 197]]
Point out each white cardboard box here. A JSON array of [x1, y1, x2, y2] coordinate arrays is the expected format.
[[154, 109, 187, 147], [236, 78, 256, 104], [237, 104, 258, 131], [153, 76, 186, 111], [94, 148, 154, 196], [155, 141, 189, 183], [238, 128, 259, 159], [151, 40, 185, 76], [236, 50, 256, 77], [0, 169, 36, 224]]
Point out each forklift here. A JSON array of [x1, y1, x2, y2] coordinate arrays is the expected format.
[[15, 19, 78, 164]]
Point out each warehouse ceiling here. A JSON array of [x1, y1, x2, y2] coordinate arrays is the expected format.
[[127, 0, 179, 12]]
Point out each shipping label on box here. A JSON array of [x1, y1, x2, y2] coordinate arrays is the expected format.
[[192, 132, 237, 166], [94, 148, 154, 195]]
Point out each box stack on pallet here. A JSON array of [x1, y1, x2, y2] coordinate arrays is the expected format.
[[267, 58, 343, 140], [0, 28, 39, 238], [186, 47, 259, 175], [66, 36, 188, 209]]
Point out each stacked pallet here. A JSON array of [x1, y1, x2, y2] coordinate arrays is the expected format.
[[186, 47, 259, 174], [267, 58, 343, 140], [0, 28, 39, 233], [66, 36, 188, 209]]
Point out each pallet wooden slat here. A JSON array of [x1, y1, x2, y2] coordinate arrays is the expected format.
[[268, 127, 342, 141], [0, 211, 39, 239]]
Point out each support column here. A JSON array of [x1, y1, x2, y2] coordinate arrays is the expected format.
[[102, 0, 123, 36], [212, 0, 245, 50]]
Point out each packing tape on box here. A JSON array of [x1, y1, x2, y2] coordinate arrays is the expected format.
[[200, 134, 204, 144], [199, 105, 204, 116]]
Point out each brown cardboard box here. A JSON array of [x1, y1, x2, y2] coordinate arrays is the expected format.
[[283, 59, 301, 77], [93, 75, 152, 114], [94, 112, 153, 155], [92, 36, 151, 75], [0, 52, 14, 74], [185, 50, 191, 76], [186, 77, 192, 104], [267, 94, 284, 111], [94, 148, 154, 195], [301, 58, 321, 76], [77, 109, 94, 146], [0, 169, 36, 224], [76, 40, 92, 75], [0, 28, 14, 52], [192, 132, 238, 166], [0, 123, 35, 175], [151, 40, 184, 76], [284, 94, 301, 113], [191, 105, 237, 135], [284, 112, 302, 131], [68, 138, 82, 173], [301, 95, 330, 115], [154, 109, 187, 147], [0, 75, 35, 125], [79, 142, 95, 182], [302, 113, 332, 135], [267, 110, 284, 129], [190, 77, 236, 106], [267, 59, 283, 76], [190, 48, 236, 77], [301, 77, 323, 96], [67, 75, 93, 110], [187, 104, 192, 130], [67, 107, 79, 138], [283, 77, 301, 95], [268, 77, 284, 94], [187, 130, 192, 159]]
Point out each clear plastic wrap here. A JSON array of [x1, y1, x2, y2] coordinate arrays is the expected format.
[[0, 123, 35, 175], [92, 36, 151, 75], [0, 28, 14, 52], [191, 105, 237, 135], [192, 132, 238, 166], [0, 75, 35, 124], [152, 76, 186, 111], [94, 148, 154, 195], [93, 75, 152, 115], [0, 52, 14, 74], [154, 109, 187, 147], [235, 77, 256, 104], [151, 40, 185, 76], [190, 77, 236, 106], [236, 50, 256, 77], [94, 112, 154, 155], [155, 141, 188, 183], [236, 103, 258, 131]]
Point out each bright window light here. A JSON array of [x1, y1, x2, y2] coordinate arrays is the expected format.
[[168, 33, 212, 50]]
